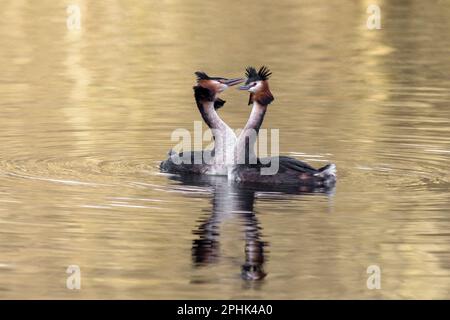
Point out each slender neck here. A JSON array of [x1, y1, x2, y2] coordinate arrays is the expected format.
[[235, 101, 267, 164], [197, 100, 236, 165], [244, 101, 267, 133]]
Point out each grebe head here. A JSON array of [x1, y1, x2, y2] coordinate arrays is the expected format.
[[239, 66, 274, 106], [194, 72, 243, 108]]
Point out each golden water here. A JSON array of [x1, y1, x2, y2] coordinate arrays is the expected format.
[[0, 0, 449, 299]]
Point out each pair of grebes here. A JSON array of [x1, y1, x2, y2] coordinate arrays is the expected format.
[[161, 66, 336, 187]]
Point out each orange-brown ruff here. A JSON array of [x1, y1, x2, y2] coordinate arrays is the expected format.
[[160, 72, 243, 176]]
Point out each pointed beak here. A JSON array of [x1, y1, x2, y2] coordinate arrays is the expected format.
[[238, 83, 252, 90], [222, 78, 244, 86]]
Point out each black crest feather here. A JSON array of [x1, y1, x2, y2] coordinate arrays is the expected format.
[[195, 71, 210, 81], [193, 86, 226, 110], [245, 66, 272, 84]]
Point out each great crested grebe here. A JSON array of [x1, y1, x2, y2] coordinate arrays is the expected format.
[[160, 72, 243, 175], [230, 66, 336, 186]]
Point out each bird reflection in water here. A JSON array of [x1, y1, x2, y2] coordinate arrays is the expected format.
[[169, 175, 335, 281]]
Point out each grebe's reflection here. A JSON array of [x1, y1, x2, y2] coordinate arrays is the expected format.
[[169, 175, 334, 281]]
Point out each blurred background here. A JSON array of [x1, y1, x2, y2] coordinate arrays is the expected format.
[[0, 0, 449, 299]]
